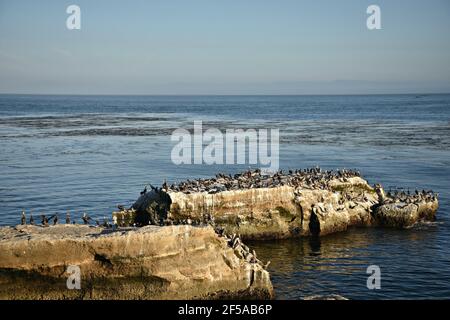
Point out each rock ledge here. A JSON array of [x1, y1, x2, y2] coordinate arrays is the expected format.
[[0, 224, 273, 300]]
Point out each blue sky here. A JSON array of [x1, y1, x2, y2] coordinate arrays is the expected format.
[[0, 0, 449, 94]]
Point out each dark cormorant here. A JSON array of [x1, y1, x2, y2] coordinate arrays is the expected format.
[[82, 213, 91, 224], [21, 210, 26, 225], [41, 215, 49, 227]]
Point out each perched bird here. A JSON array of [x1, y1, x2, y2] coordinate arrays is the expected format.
[[47, 214, 56, 223], [102, 217, 110, 228], [21, 210, 26, 225], [140, 185, 147, 196], [112, 216, 118, 229], [53, 214, 58, 225], [66, 211, 71, 224], [29, 213, 34, 225], [41, 215, 49, 227], [82, 212, 91, 225]]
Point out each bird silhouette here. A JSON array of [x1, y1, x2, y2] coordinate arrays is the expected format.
[[82, 213, 91, 225], [41, 215, 49, 227], [21, 210, 26, 225]]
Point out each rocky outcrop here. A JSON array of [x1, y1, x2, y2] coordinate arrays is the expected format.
[[373, 200, 438, 228], [160, 177, 378, 238], [0, 225, 273, 300], [120, 171, 439, 239]]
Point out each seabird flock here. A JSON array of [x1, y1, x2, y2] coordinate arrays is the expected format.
[[384, 188, 438, 204], [165, 167, 362, 194], [223, 232, 271, 270], [18, 209, 112, 227], [17, 167, 438, 227]]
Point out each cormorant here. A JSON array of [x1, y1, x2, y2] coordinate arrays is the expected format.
[[41, 215, 49, 227], [82, 213, 91, 225], [21, 210, 26, 225]]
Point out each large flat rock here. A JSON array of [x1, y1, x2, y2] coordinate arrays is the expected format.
[[0, 225, 273, 300]]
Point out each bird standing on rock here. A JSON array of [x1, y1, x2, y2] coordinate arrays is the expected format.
[[82, 213, 91, 225], [66, 211, 70, 224], [112, 216, 118, 230], [47, 214, 56, 225], [21, 210, 26, 225], [41, 215, 49, 227]]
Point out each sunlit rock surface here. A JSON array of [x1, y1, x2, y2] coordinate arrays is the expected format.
[[0, 225, 273, 300], [373, 200, 438, 228], [124, 175, 438, 239]]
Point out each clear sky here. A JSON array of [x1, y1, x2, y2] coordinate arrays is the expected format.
[[1, 0, 450, 94]]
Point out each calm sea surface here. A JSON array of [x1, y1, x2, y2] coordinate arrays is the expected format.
[[0, 94, 449, 299]]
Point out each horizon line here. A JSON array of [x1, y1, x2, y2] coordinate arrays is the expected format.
[[1, 92, 449, 97]]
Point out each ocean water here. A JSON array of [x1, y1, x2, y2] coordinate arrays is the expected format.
[[0, 94, 449, 299]]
